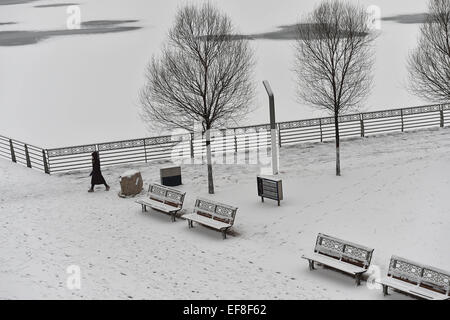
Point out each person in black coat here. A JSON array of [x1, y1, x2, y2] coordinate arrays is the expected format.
[[88, 151, 110, 192]]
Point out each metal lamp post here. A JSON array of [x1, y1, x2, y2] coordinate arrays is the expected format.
[[263, 80, 278, 175]]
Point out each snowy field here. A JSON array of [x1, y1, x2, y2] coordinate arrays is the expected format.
[[1, 127, 449, 299], [0, 0, 429, 147]]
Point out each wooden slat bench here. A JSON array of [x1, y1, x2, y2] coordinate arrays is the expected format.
[[301, 233, 374, 285], [136, 183, 186, 222], [183, 198, 237, 239], [377, 256, 450, 300]]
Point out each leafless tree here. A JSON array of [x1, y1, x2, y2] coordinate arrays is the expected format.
[[140, 3, 255, 194], [408, 0, 450, 103], [294, 0, 375, 176]]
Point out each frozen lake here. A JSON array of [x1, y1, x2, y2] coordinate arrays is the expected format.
[[0, 0, 430, 147]]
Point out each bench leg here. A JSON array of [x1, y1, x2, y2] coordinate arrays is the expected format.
[[187, 220, 193, 228], [383, 285, 388, 296], [355, 273, 362, 286], [308, 260, 315, 271], [222, 229, 227, 240], [171, 212, 176, 222]]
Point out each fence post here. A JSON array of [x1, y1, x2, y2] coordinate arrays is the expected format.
[[440, 105, 444, 128], [95, 145, 101, 170], [401, 109, 404, 132], [190, 133, 194, 159], [360, 114, 365, 137], [234, 129, 238, 154], [143, 139, 148, 163], [9, 139, 16, 163], [278, 124, 282, 148], [222, 130, 227, 164], [256, 128, 259, 149], [24, 144, 32, 168], [42, 149, 50, 174], [319, 119, 323, 142]]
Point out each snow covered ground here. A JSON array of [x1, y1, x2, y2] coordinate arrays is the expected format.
[[1, 126, 449, 299]]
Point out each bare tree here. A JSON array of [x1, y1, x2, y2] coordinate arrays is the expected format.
[[140, 3, 255, 194], [408, 0, 450, 103], [294, 1, 375, 176]]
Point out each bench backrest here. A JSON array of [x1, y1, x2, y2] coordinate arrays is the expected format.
[[387, 256, 450, 295], [314, 233, 374, 269], [148, 183, 186, 208], [193, 198, 238, 226]]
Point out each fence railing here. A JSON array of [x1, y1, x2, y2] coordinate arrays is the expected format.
[[0, 135, 49, 173], [1, 103, 449, 174]]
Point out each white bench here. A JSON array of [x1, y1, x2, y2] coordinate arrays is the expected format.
[[136, 183, 186, 222], [183, 198, 237, 239], [377, 256, 450, 300], [301, 233, 374, 285]]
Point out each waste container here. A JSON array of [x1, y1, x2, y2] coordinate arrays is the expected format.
[[257, 175, 283, 206], [160, 166, 182, 186]]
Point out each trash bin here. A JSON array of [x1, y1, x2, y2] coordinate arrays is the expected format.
[[257, 175, 283, 206], [160, 166, 182, 186]]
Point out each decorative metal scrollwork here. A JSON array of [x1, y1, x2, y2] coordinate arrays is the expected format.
[[344, 245, 368, 260], [98, 139, 145, 151], [390, 259, 423, 278], [215, 205, 235, 218], [319, 237, 344, 252], [279, 118, 322, 129], [403, 105, 441, 115], [197, 200, 216, 212], [363, 109, 402, 120], [48, 145, 96, 157], [423, 269, 450, 288], [151, 185, 167, 197], [166, 190, 183, 202], [145, 136, 175, 145]]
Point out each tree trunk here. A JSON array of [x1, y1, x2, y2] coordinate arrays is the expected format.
[[205, 129, 215, 194], [334, 114, 341, 176]]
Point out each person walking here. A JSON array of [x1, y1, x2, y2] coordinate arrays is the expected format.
[[88, 151, 110, 192]]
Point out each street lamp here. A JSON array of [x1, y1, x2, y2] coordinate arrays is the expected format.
[[262, 80, 278, 175]]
